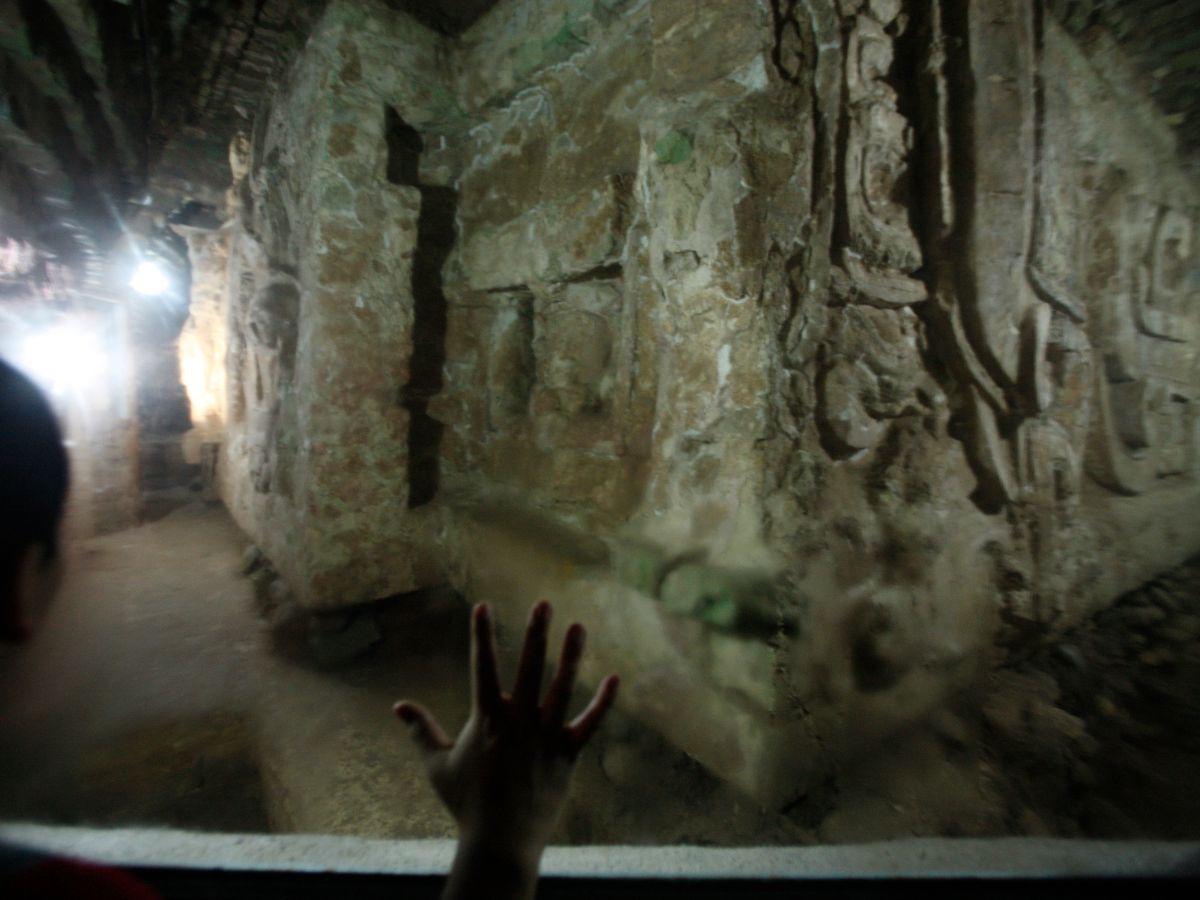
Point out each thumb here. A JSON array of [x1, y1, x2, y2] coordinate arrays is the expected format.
[[394, 701, 453, 757]]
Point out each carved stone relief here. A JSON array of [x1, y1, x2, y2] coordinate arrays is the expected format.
[[835, 1, 926, 308], [891, 0, 1200, 633], [532, 280, 620, 450], [816, 304, 925, 459], [1086, 190, 1198, 495], [817, 0, 929, 462], [485, 291, 535, 431], [912, 0, 1089, 518]]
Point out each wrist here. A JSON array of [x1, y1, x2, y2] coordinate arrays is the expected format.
[[457, 827, 544, 873], [443, 830, 543, 900]]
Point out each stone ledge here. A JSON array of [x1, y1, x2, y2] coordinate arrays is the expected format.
[[432, 498, 819, 801], [1, 824, 1196, 878]]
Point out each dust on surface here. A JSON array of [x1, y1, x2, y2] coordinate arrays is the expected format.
[[808, 556, 1200, 842], [0, 502, 796, 843], [1, 502, 1197, 843]]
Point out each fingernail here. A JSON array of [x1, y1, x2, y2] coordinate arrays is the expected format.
[[394, 703, 414, 723], [476, 603, 490, 622]]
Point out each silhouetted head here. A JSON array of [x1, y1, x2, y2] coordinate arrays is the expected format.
[[0, 358, 68, 642]]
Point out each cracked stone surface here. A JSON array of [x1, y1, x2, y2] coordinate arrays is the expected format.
[[177, 0, 1200, 809]]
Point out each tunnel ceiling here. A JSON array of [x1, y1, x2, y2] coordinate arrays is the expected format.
[[383, 0, 499, 34], [1, 0, 1198, 298], [0, 0, 308, 297]]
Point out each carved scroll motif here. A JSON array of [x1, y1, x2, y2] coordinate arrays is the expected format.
[[1087, 194, 1198, 495], [837, 2, 927, 307], [814, 3, 929, 459]]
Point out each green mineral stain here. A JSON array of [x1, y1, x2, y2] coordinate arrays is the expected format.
[[513, 39, 544, 77], [0, 31, 37, 61], [329, 3, 369, 29], [515, 14, 590, 78], [654, 130, 693, 165], [695, 589, 739, 629], [613, 540, 669, 597], [661, 564, 784, 637], [543, 19, 588, 59], [319, 179, 355, 213], [425, 85, 470, 126], [566, 0, 596, 21]]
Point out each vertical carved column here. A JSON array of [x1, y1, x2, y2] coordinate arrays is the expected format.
[[836, 0, 926, 307]]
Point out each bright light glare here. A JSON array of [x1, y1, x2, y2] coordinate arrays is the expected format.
[[130, 260, 170, 296], [16, 328, 109, 396]]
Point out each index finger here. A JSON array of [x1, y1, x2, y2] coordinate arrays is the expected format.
[[472, 603, 503, 717]]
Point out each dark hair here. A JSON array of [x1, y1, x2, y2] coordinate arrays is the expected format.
[[0, 358, 69, 567]]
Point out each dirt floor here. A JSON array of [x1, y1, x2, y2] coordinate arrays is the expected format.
[[0, 501, 796, 844], [1, 501, 1197, 844], [789, 556, 1200, 843]]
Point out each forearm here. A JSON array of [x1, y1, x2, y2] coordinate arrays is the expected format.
[[442, 834, 542, 900]]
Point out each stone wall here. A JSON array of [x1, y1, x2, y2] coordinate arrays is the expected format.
[[182, 0, 1200, 804], [185, 3, 454, 608]]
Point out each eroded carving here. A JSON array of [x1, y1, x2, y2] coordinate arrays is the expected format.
[[817, 304, 925, 459], [486, 291, 535, 430], [835, 1, 926, 308], [816, 1, 928, 459], [536, 282, 618, 420], [1086, 192, 1198, 494]]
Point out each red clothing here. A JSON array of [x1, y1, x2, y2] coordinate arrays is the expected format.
[[7, 857, 159, 899]]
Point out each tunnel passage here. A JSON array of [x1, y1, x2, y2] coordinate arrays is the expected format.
[[6, 0, 1198, 853], [385, 105, 454, 508]]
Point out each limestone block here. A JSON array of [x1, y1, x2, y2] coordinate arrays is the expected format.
[[460, 175, 631, 290], [706, 629, 779, 712], [279, 161, 426, 605], [455, 0, 648, 113], [649, 0, 772, 99], [436, 509, 818, 803], [530, 280, 622, 453], [545, 450, 641, 522], [486, 294, 536, 430]]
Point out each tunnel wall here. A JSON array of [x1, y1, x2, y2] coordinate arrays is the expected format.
[[184, 3, 452, 607], [182, 0, 1200, 803]]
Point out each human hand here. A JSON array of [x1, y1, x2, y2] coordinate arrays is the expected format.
[[394, 601, 619, 898]]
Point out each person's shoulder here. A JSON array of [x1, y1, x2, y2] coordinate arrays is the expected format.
[[2, 847, 160, 899]]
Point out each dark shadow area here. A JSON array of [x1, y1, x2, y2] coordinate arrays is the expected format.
[[385, 106, 454, 509], [88, 0, 151, 162], [17, 0, 129, 202], [0, 46, 117, 246], [0, 713, 269, 832], [116, 871, 1200, 899], [382, 0, 499, 35]]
